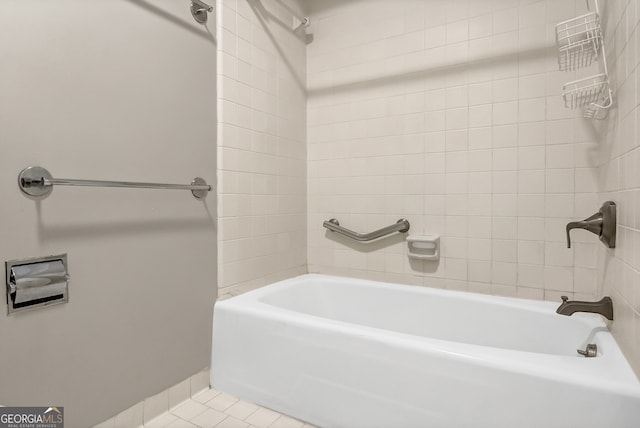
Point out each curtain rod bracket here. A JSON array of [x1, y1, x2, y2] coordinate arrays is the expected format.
[[191, 0, 213, 24]]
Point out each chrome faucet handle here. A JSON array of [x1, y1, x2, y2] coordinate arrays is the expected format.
[[561, 295, 568, 303]]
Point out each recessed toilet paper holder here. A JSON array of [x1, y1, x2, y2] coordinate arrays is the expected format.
[[5, 254, 69, 315]]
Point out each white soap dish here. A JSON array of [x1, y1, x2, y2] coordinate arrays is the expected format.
[[407, 235, 440, 261]]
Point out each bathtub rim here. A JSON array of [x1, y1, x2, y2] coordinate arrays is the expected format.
[[225, 273, 596, 317]]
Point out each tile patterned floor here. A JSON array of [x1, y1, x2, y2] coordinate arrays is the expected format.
[[144, 388, 317, 428]]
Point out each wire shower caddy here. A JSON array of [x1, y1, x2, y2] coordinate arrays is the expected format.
[[555, 0, 612, 119]]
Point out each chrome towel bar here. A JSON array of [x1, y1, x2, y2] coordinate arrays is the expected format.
[[18, 166, 211, 200], [323, 218, 410, 242]]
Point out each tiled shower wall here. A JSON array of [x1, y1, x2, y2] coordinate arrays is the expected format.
[[216, 0, 307, 295], [307, 0, 605, 301], [599, 0, 640, 375]]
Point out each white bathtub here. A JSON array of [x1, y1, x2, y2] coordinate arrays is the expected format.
[[211, 274, 640, 428]]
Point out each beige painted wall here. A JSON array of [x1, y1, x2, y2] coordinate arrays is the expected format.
[[0, 1, 217, 426]]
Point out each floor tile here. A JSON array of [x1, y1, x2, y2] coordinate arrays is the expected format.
[[142, 388, 311, 428], [244, 408, 280, 428], [192, 389, 221, 404], [268, 415, 304, 428], [206, 392, 239, 412], [166, 418, 198, 428], [224, 400, 259, 420], [189, 408, 227, 428], [214, 416, 249, 428], [171, 400, 208, 421]]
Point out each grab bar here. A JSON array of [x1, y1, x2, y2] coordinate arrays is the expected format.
[[18, 166, 211, 200], [323, 218, 410, 242]]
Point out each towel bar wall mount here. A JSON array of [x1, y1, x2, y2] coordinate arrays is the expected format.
[[18, 166, 212, 200], [191, 0, 213, 24]]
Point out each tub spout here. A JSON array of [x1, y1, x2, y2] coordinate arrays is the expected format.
[[556, 296, 613, 320]]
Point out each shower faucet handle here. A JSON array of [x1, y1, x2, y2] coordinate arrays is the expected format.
[[566, 201, 616, 248], [566, 212, 603, 248]]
